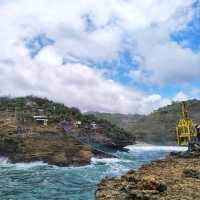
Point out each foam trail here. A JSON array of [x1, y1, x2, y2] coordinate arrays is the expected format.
[[13, 161, 48, 169], [0, 157, 48, 169], [91, 157, 121, 164], [126, 145, 188, 152]]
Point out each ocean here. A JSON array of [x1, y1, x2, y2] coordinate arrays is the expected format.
[[0, 145, 187, 200]]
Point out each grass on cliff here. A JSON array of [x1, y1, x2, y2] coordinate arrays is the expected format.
[[0, 96, 134, 142]]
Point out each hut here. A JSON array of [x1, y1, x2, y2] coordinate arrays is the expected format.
[[33, 115, 48, 126]]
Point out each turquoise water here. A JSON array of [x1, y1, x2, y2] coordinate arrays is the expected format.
[[0, 146, 186, 200]]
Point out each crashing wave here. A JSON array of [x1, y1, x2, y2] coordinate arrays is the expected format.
[[91, 157, 121, 164], [13, 161, 48, 169], [0, 156, 9, 164], [126, 145, 188, 152], [0, 157, 47, 169]]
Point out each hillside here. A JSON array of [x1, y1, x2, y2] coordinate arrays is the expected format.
[[0, 96, 136, 166], [94, 99, 200, 144], [0, 96, 135, 146]]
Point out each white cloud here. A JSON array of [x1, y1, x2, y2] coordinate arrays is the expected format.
[[35, 46, 63, 66], [173, 88, 200, 102], [0, 0, 196, 63], [174, 91, 189, 102], [0, 45, 169, 114], [127, 1, 200, 85], [0, 0, 198, 114], [131, 26, 200, 85]]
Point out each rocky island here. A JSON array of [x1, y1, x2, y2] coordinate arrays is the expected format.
[[96, 142, 200, 200], [0, 96, 135, 166]]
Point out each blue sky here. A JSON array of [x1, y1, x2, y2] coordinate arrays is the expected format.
[[0, 0, 199, 114]]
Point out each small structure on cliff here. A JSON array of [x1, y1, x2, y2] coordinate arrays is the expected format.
[[74, 120, 82, 128], [33, 115, 48, 126], [90, 121, 97, 129]]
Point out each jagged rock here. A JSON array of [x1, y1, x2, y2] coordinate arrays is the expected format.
[[96, 154, 200, 200], [0, 132, 94, 166], [141, 175, 167, 192], [170, 142, 200, 159], [96, 173, 167, 200], [183, 169, 200, 179]]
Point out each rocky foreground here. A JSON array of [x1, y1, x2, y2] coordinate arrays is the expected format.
[[96, 143, 200, 200]]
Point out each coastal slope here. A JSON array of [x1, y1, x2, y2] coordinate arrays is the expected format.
[[0, 96, 134, 166]]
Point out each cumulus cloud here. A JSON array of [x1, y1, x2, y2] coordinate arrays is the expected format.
[[173, 91, 189, 101], [0, 0, 197, 63], [0, 0, 198, 113], [0, 44, 169, 114], [130, 23, 200, 85], [173, 88, 200, 102]]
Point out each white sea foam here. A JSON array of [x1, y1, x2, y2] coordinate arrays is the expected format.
[[91, 157, 121, 164], [126, 145, 188, 152], [13, 161, 48, 169], [91, 157, 131, 177], [0, 156, 9, 165], [0, 157, 48, 169]]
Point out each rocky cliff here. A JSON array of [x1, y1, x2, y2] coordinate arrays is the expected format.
[[0, 96, 135, 166], [0, 132, 94, 166], [96, 142, 200, 200], [0, 96, 135, 147]]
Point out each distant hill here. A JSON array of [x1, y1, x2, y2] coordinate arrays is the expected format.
[[94, 99, 200, 144]]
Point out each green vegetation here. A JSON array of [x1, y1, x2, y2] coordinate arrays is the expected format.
[[16, 111, 33, 123], [95, 99, 200, 144], [0, 96, 133, 142], [0, 96, 79, 121], [2, 96, 200, 144]]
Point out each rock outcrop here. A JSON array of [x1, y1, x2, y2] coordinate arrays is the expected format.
[[0, 132, 94, 166], [96, 144, 200, 200]]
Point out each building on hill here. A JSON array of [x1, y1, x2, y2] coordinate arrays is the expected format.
[[33, 115, 48, 126], [90, 121, 97, 129], [74, 120, 82, 128]]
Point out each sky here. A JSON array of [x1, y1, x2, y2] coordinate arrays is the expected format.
[[0, 0, 200, 114]]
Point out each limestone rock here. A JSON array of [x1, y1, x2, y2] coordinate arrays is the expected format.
[[96, 152, 200, 200], [0, 132, 94, 166]]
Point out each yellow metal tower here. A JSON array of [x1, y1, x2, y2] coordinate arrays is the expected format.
[[176, 102, 196, 146]]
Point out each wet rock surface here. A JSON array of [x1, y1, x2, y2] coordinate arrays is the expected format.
[[96, 143, 200, 200]]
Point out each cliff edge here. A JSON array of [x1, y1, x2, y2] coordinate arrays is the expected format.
[[96, 143, 200, 200]]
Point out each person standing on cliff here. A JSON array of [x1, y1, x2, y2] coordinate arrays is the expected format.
[[196, 125, 200, 142]]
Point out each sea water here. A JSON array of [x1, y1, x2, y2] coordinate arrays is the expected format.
[[0, 145, 187, 200]]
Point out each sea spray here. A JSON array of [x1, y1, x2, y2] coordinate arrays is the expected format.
[[0, 156, 8, 165], [126, 145, 188, 152]]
